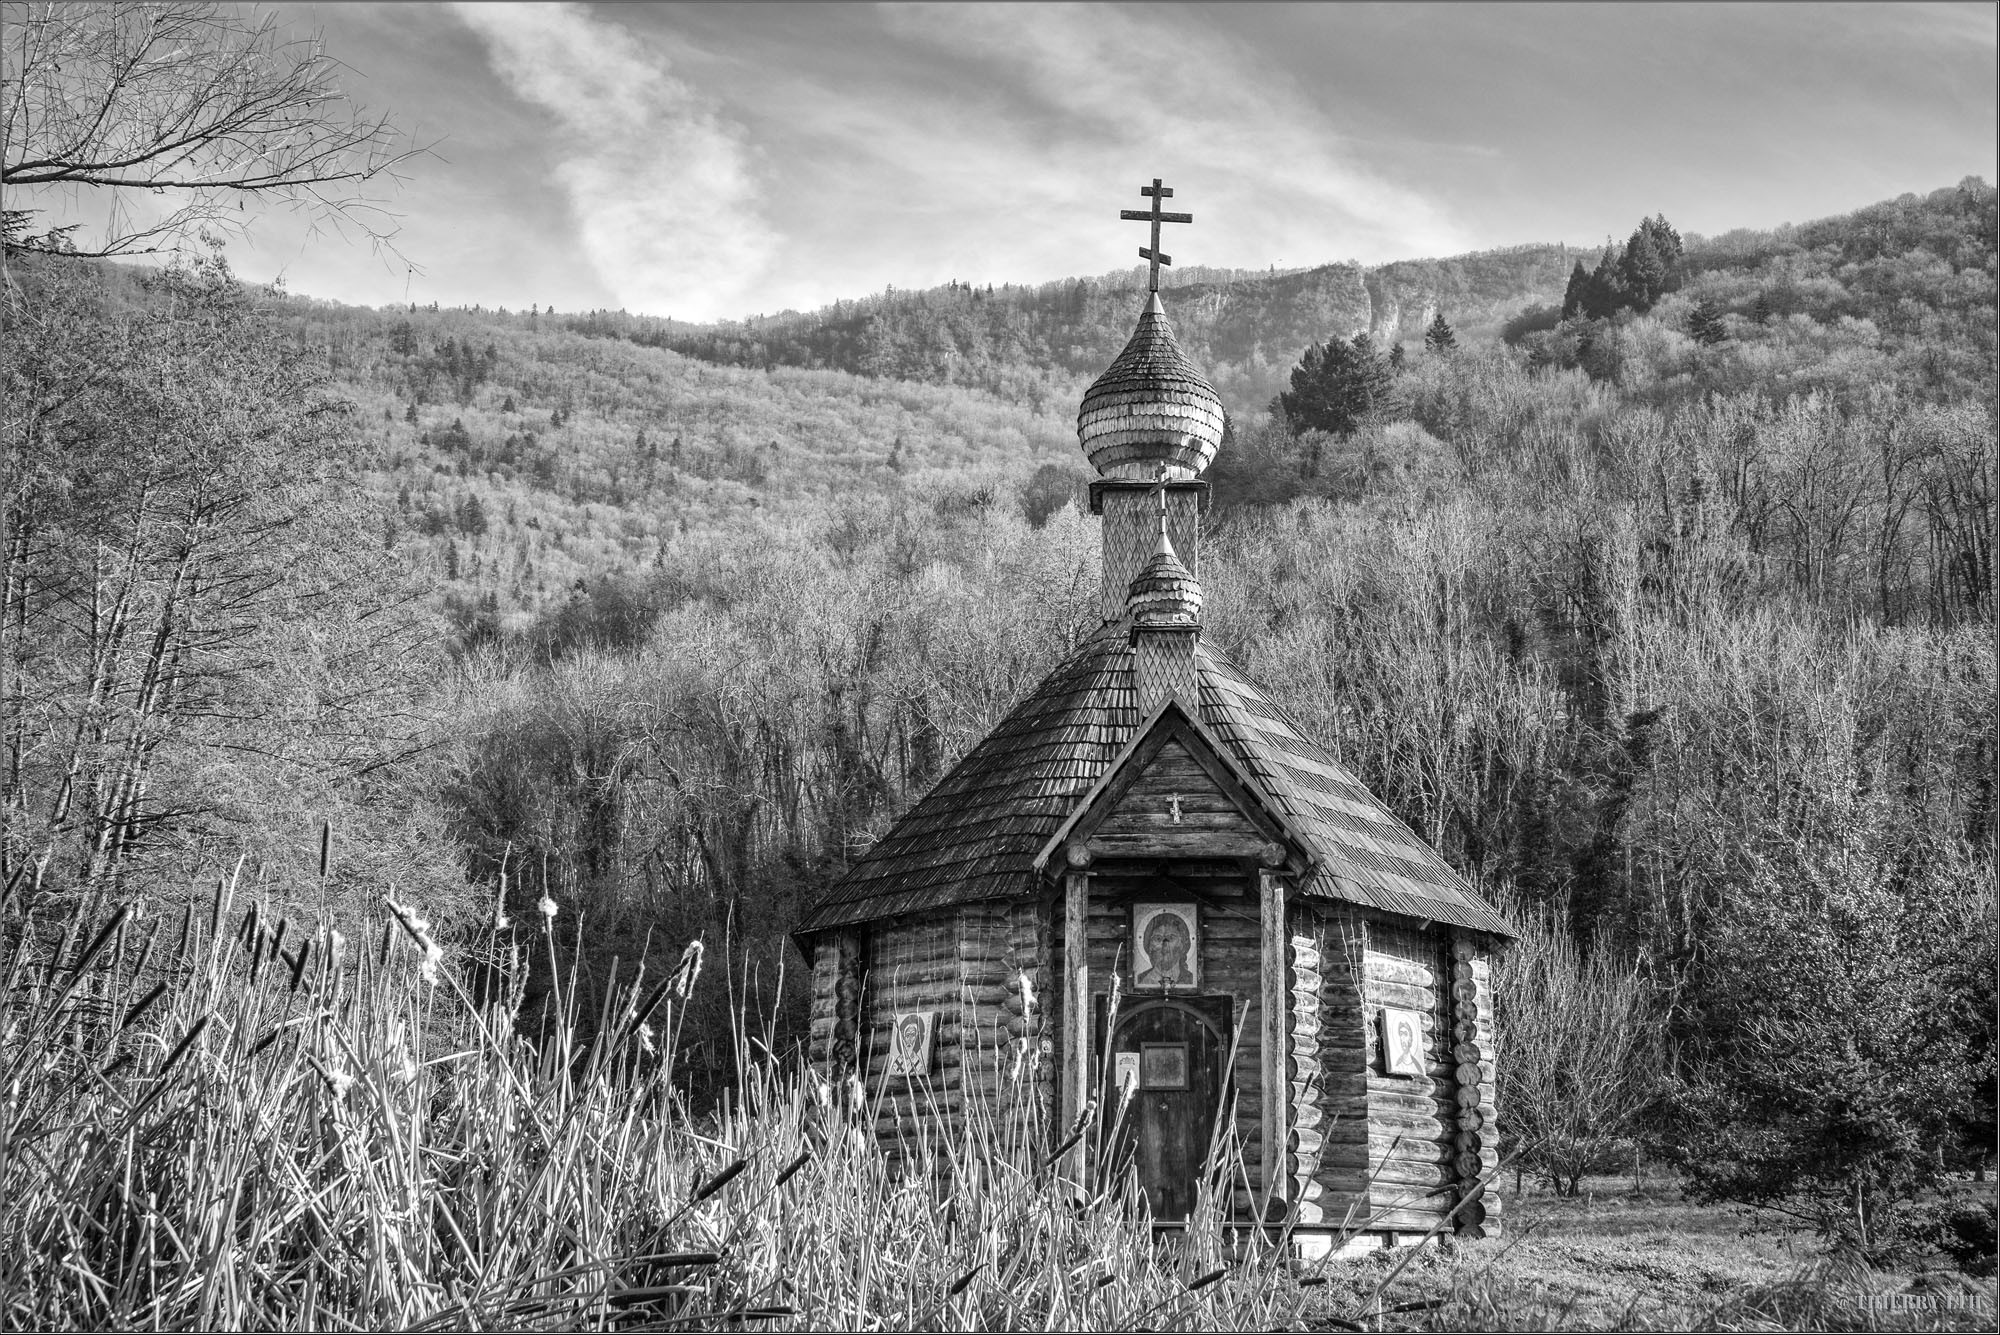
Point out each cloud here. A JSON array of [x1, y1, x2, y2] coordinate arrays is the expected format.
[[450, 1, 773, 319], [871, 3, 1471, 268]]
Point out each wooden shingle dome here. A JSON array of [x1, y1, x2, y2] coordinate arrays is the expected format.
[[1127, 527, 1202, 628], [1077, 293, 1225, 481]]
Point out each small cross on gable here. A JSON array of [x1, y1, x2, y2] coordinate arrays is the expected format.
[[1120, 178, 1193, 292]]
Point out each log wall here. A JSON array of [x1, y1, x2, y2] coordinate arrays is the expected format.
[[811, 886, 1504, 1241], [807, 928, 863, 1079], [1360, 918, 1458, 1233], [1285, 906, 1371, 1228], [841, 900, 1049, 1151], [859, 908, 963, 1144]]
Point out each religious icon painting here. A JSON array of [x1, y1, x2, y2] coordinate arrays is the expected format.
[[886, 1011, 935, 1077], [1132, 903, 1199, 990], [1379, 1006, 1427, 1077], [1140, 1042, 1189, 1090]]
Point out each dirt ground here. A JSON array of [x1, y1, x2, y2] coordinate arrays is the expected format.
[[1287, 1176, 1999, 1332]]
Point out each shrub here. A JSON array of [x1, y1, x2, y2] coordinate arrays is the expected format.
[[1668, 837, 1994, 1260], [1493, 892, 1670, 1195]]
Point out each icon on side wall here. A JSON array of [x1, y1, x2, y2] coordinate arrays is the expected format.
[[886, 1010, 935, 1077], [1379, 1006, 1426, 1077]]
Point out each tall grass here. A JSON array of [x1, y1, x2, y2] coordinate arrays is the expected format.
[[0, 871, 1314, 1332]]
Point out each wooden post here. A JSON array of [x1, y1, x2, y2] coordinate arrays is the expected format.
[[1258, 861, 1288, 1213], [1063, 865, 1091, 1178]]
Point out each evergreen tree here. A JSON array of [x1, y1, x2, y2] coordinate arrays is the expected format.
[[1561, 260, 1591, 320], [445, 539, 460, 580], [1619, 228, 1668, 310], [1619, 214, 1684, 310], [1584, 245, 1626, 319], [1688, 297, 1727, 345], [1751, 292, 1773, 324], [1389, 342, 1407, 371], [403, 401, 417, 425], [1279, 334, 1390, 436], [500, 394, 517, 413], [1424, 312, 1457, 353], [1350, 333, 1394, 404]]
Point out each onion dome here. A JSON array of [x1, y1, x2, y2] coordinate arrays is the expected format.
[[1127, 524, 1203, 627], [1078, 292, 1225, 481]]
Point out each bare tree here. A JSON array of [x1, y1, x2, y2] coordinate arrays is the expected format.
[[1495, 893, 1671, 1196], [2, 1, 427, 259]]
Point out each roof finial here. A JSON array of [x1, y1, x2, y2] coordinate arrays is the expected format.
[[1121, 178, 1192, 293], [1147, 462, 1172, 549]]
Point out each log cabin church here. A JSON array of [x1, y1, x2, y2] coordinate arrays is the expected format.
[[794, 181, 1513, 1253]]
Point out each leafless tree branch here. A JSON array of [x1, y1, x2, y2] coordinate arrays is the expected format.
[[2, 1, 433, 261]]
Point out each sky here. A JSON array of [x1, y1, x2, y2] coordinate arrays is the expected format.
[[111, 2, 2000, 322]]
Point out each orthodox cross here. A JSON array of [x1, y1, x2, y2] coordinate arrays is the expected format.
[[1168, 793, 1184, 824], [1121, 178, 1193, 292], [1148, 462, 1172, 539]]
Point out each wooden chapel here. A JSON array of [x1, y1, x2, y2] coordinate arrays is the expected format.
[[794, 181, 1513, 1252]]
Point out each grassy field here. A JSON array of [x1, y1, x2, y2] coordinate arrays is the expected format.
[[1290, 1177, 1999, 1332]]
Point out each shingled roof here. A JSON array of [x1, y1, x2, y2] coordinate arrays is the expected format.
[[797, 624, 1512, 937]]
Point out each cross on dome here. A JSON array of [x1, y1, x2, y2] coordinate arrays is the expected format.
[[1120, 178, 1193, 292]]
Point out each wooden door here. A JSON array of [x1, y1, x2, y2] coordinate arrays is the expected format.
[[1098, 996, 1232, 1221]]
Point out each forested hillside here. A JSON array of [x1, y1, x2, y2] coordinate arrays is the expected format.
[[559, 245, 1578, 418]]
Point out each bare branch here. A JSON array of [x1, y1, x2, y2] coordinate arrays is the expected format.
[[2, 1, 433, 261]]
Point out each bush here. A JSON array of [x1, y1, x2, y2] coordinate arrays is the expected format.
[[1493, 892, 1670, 1195], [1669, 837, 1994, 1260], [1934, 1200, 1998, 1278]]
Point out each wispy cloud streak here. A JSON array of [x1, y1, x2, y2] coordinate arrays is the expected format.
[[872, 3, 1471, 269], [450, 1, 772, 319]]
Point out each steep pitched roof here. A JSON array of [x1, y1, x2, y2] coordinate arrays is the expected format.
[[796, 625, 1512, 937]]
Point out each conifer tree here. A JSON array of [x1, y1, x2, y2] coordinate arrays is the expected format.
[[1584, 245, 1626, 319], [1424, 312, 1457, 353], [1280, 334, 1390, 435], [1389, 342, 1407, 371], [1619, 214, 1684, 309], [1751, 292, 1773, 324], [1561, 260, 1591, 320], [1688, 297, 1727, 345], [1619, 229, 1668, 310]]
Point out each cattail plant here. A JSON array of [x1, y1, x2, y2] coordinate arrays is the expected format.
[[0, 879, 1322, 1332]]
